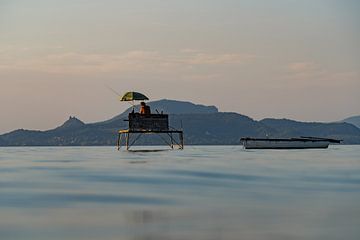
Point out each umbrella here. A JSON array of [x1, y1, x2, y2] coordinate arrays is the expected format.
[[120, 92, 149, 101]]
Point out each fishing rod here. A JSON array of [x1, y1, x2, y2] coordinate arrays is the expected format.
[[104, 84, 135, 107], [105, 84, 121, 97]]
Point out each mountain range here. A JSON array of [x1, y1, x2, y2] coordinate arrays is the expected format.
[[343, 115, 360, 129], [0, 99, 359, 146]]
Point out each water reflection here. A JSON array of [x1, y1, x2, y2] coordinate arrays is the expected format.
[[126, 210, 166, 224]]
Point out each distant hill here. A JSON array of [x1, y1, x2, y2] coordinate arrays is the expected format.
[[169, 113, 273, 145], [342, 115, 360, 129], [1, 99, 359, 146], [147, 99, 218, 114], [103, 99, 218, 123], [260, 118, 360, 144]]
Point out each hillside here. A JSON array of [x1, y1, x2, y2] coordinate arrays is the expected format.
[[261, 118, 360, 144], [102, 99, 218, 123], [1, 100, 359, 146], [343, 115, 360, 129]]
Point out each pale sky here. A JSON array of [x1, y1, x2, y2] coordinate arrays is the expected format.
[[0, 0, 359, 134]]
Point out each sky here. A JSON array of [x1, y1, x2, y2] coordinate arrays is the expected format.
[[0, 0, 359, 133]]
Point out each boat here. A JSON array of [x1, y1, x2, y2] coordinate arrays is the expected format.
[[240, 136, 341, 149]]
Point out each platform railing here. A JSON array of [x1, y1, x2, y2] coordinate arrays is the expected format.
[[117, 113, 184, 151]]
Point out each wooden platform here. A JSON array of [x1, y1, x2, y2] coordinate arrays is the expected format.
[[117, 113, 184, 151], [117, 129, 184, 150]]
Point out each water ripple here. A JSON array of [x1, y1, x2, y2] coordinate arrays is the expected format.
[[165, 169, 271, 181], [0, 193, 175, 208]]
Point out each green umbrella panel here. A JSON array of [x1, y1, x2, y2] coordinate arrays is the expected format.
[[120, 92, 149, 101]]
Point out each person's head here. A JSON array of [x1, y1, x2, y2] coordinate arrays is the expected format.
[[140, 102, 146, 106]]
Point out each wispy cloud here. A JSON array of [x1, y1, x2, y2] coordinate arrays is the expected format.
[[285, 61, 359, 87], [183, 53, 256, 65], [288, 61, 318, 72], [0, 47, 258, 76]]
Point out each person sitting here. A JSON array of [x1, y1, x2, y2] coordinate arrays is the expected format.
[[140, 102, 151, 115], [145, 105, 151, 115]]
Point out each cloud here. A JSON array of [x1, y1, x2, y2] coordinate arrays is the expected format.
[[0, 47, 258, 76], [184, 53, 256, 65], [0, 50, 160, 74], [285, 61, 326, 81], [288, 61, 318, 72], [180, 48, 201, 54], [284, 61, 359, 87]]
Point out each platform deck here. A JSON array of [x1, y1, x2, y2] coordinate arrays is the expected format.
[[117, 129, 184, 151]]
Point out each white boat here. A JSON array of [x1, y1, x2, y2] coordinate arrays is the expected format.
[[240, 136, 341, 149]]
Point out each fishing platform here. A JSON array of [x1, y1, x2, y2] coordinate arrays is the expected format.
[[117, 112, 184, 151]]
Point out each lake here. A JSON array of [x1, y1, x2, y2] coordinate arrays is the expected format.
[[0, 146, 359, 240]]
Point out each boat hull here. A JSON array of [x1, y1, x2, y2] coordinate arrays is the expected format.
[[242, 139, 330, 149]]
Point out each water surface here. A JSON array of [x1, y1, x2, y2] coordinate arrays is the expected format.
[[1, 146, 359, 240]]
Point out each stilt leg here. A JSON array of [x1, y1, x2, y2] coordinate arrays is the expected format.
[[118, 133, 123, 150], [126, 132, 130, 150], [170, 133, 174, 149], [117, 133, 121, 150], [180, 132, 184, 150]]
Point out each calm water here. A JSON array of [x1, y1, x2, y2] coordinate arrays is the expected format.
[[0, 146, 359, 240]]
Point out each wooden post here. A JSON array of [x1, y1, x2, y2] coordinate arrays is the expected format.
[[170, 133, 174, 149], [180, 132, 184, 150], [119, 133, 124, 150], [125, 132, 130, 150], [117, 132, 121, 150]]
